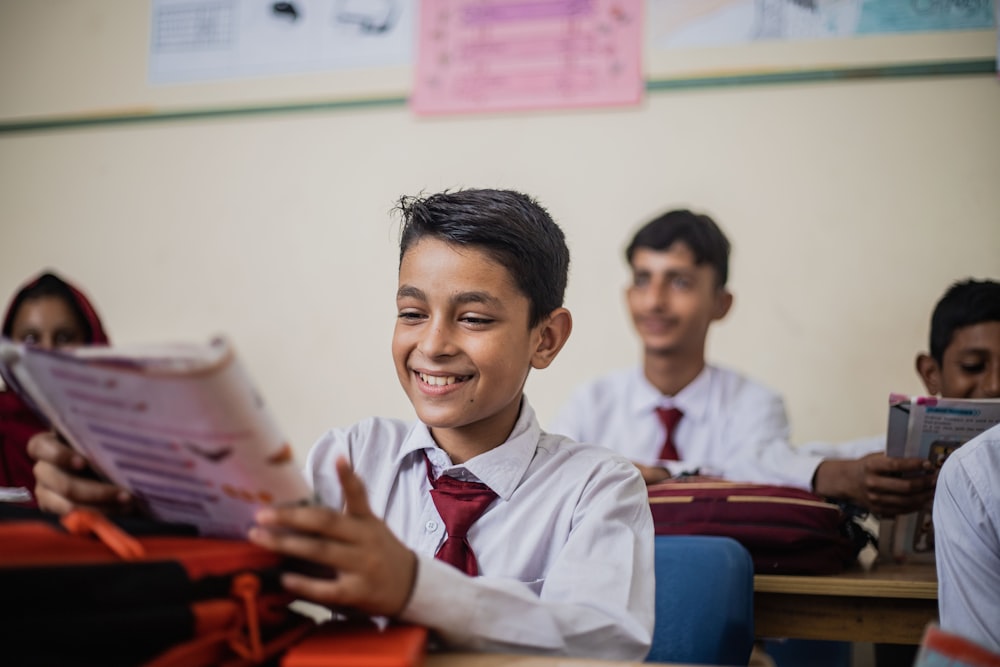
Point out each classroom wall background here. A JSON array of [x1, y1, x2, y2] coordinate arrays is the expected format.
[[2, 2, 998, 461]]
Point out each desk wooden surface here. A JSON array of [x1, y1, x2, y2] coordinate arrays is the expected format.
[[755, 561, 938, 598], [753, 561, 938, 644], [427, 655, 687, 667]]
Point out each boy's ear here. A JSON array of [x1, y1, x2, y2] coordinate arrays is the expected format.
[[711, 288, 734, 321], [916, 353, 941, 396], [531, 308, 573, 370]]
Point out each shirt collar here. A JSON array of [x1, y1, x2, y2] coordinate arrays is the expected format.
[[396, 398, 540, 502], [629, 364, 714, 423]]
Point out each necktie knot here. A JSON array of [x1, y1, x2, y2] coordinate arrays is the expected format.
[[656, 406, 683, 431], [655, 406, 684, 461], [424, 452, 497, 575], [429, 477, 497, 539]]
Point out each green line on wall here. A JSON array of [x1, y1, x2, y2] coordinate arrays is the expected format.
[[644, 58, 996, 91], [0, 59, 994, 135]]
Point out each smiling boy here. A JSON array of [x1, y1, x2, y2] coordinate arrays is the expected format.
[[29, 189, 655, 659], [550, 209, 794, 486], [915, 279, 1000, 400], [799, 279, 999, 512], [548, 209, 934, 516]]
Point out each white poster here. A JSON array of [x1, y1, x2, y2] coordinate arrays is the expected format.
[[149, 0, 414, 83]]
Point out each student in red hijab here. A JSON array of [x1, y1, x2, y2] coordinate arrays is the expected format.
[[0, 271, 109, 505]]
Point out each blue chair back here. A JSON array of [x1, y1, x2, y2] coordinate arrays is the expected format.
[[647, 535, 755, 665]]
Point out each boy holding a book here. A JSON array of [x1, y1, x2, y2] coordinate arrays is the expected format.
[[547, 208, 936, 516], [798, 279, 1000, 479], [28, 189, 655, 660], [908, 279, 1000, 656]]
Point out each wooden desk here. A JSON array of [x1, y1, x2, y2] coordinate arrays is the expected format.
[[753, 561, 938, 643], [427, 655, 690, 666]]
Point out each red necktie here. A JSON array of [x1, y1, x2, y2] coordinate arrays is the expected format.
[[655, 406, 684, 461], [424, 453, 497, 576]]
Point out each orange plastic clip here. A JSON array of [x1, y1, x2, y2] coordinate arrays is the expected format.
[[229, 572, 264, 662], [60, 508, 146, 560]]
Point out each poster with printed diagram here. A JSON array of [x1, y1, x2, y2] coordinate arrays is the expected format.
[[149, 0, 415, 83], [648, 0, 996, 49]]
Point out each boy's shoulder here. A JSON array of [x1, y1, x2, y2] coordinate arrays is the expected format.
[[523, 433, 648, 523], [321, 414, 414, 442], [941, 422, 1000, 480], [565, 366, 642, 401], [565, 364, 782, 405], [536, 428, 643, 480], [307, 415, 417, 465], [708, 364, 782, 402]]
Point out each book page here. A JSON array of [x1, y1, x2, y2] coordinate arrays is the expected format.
[[0, 338, 313, 539], [905, 397, 1000, 459]]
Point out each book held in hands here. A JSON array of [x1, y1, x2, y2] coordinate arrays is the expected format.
[[0, 337, 313, 538], [885, 393, 1000, 562]]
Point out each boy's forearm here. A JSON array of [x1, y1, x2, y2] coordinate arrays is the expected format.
[[811, 459, 856, 502], [634, 462, 670, 485]]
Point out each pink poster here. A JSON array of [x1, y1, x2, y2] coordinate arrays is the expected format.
[[412, 0, 644, 115]]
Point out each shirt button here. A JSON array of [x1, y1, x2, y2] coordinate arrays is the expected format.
[[425, 520, 438, 533]]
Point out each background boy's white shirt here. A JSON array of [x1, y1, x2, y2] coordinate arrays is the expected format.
[[548, 365, 823, 489], [797, 435, 885, 460], [303, 399, 654, 660], [933, 422, 1000, 653]]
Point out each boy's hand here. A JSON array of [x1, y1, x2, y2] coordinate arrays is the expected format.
[[28, 432, 133, 516], [249, 457, 418, 618], [814, 453, 936, 516]]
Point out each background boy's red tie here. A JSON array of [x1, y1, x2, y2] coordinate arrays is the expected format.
[[655, 407, 684, 461], [424, 454, 497, 576]]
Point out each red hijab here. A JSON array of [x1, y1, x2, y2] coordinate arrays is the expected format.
[[0, 271, 109, 503]]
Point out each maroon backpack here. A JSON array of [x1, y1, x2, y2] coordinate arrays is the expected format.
[[648, 479, 865, 574]]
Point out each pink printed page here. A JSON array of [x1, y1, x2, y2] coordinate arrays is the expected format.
[[412, 0, 644, 115]]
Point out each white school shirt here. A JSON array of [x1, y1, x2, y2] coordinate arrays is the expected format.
[[549, 365, 823, 490], [934, 423, 1000, 652], [303, 399, 655, 660], [798, 435, 885, 460]]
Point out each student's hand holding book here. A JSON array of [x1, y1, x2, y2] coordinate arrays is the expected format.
[[813, 452, 935, 516], [29, 431, 134, 516], [3, 337, 313, 537], [249, 456, 418, 618]]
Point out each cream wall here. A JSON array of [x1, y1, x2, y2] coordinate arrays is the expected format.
[[1, 2, 998, 461]]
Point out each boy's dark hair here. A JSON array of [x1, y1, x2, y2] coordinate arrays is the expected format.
[[625, 209, 730, 288], [396, 189, 569, 328], [2, 272, 97, 342], [929, 278, 1000, 364]]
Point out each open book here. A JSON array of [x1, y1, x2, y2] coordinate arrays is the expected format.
[[0, 337, 313, 539], [885, 393, 1000, 562]]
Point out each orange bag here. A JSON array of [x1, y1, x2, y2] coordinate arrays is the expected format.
[[281, 622, 429, 667], [0, 506, 312, 666]]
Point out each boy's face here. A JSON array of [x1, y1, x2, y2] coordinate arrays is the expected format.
[[917, 321, 1000, 399], [626, 243, 731, 358], [9, 296, 86, 350], [393, 237, 552, 453]]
